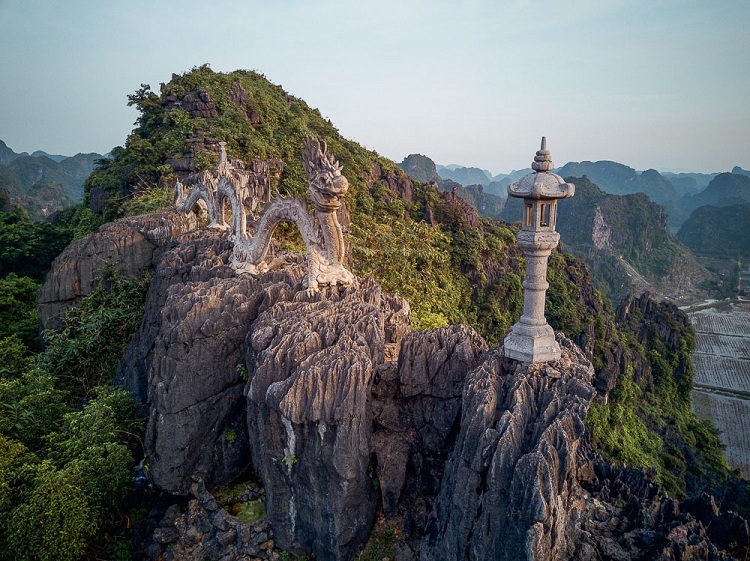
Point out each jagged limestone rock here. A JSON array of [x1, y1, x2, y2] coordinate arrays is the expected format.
[[244, 278, 410, 561], [116, 229, 238, 404], [38, 210, 199, 331], [372, 325, 488, 524], [112, 215, 410, 557], [421, 335, 596, 561], [125, 230, 269, 493]]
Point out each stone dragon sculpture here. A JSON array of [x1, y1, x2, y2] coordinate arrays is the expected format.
[[174, 137, 355, 292]]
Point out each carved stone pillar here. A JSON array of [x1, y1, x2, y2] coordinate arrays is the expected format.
[[504, 137, 575, 363]]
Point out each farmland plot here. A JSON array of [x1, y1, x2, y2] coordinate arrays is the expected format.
[[692, 355, 750, 393], [694, 334, 750, 358], [689, 302, 750, 477], [691, 311, 750, 337], [693, 390, 750, 478]]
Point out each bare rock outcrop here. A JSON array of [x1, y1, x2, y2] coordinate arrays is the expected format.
[[112, 213, 411, 558], [182, 88, 219, 120], [118, 227, 267, 493], [576, 462, 749, 560], [245, 278, 410, 561], [228, 81, 261, 125], [38, 210, 199, 331], [420, 336, 596, 561], [367, 162, 414, 204], [372, 325, 488, 532], [116, 229, 236, 404]]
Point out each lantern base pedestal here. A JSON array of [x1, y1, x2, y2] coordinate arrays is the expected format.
[[503, 322, 560, 364]]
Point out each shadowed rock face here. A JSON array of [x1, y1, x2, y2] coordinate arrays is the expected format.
[[245, 278, 410, 560], [38, 210, 199, 331], [116, 229, 238, 404], [372, 325, 489, 534], [119, 227, 281, 493], [420, 336, 596, 561]]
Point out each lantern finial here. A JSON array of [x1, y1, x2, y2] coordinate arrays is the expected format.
[[532, 136, 553, 172]]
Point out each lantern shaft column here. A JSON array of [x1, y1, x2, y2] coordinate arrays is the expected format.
[[503, 137, 574, 364], [504, 233, 561, 362]]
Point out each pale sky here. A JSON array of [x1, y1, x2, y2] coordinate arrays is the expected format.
[[0, 0, 748, 174]]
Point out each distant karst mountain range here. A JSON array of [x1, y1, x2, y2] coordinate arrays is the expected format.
[[401, 154, 747, 222], [399, 153, 750, 300], [0, 139, 104, 219]]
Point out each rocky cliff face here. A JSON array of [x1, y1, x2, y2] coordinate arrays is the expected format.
[[40, 211, 748, 560], [244, 276, 410, 560], [38, 210, 199, 331], [421, 337, 596, 561]]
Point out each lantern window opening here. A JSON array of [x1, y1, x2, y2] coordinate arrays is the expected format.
[[540, 203, 551, 228], [525, 203, 534, 227]]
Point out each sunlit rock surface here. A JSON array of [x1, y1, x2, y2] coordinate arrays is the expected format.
[[38, 210, 198, 331]]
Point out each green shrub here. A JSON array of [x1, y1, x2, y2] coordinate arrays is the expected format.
[[0, 335, 35, 380], [0, 387, 142, 560], [6, 460, 96, 561], [0, 274, 41, 351], [123, 184, 174, 216], [194, 150, 218, 172], [357, 523, 399, 561], [46, 387, 138, 521], [0, 209, 72, 281], [587, 366, 663, 469], [40, 269, 152, 399], [351, 215, 465, 329], [0, 368, 70, 451]]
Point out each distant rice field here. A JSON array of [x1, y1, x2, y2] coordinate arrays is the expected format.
[[692, 355, 750, 393], [693, 390, 750, 477], [691, 312, 750, 337], [694, 334, 750, 358], [689, 302, 750, 478]]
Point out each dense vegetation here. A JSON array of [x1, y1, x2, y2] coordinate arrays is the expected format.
[[0, 219, 150, 560], [0, 65, 744, 557], [586, 294, 745, 504], [0, 207, 74, 281]]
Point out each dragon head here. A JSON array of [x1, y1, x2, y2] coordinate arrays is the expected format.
[[302, 137, 349, 212]]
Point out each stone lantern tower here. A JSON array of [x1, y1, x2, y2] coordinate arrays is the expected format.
[[504, 137, 575, 363]]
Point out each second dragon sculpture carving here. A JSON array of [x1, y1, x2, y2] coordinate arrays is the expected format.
[[174, 137, 355, 292]]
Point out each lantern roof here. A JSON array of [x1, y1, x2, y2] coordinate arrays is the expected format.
[[508, 137, 575, 200]]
